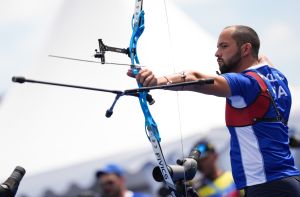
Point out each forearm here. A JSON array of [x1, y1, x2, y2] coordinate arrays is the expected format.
[[158, 70, 230, 97]]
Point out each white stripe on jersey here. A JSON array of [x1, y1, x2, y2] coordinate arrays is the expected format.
[[235, 126, 266, 186], [228, 95, 247, 108]]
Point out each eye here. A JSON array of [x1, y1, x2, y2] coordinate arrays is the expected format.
[[101, 180, 116, 186], [220, 43, 228, 49]]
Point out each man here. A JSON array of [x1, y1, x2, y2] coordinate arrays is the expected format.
[[191, 140, 240, 197], [128, 25, 300, 196], [95, 164, 151, 197]]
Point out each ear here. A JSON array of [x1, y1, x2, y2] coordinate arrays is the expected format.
[[120, 177, 126, 185], [241, 43, 252, 57]]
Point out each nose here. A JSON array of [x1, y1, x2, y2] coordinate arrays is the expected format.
[[215, 48, 220, 58]]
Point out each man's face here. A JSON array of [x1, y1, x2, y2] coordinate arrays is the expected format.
[[215, 28, 242, 74], [98, 174, 123, 197], [197, 153, 217, 177]]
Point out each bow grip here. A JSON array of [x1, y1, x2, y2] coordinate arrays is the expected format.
[[131, 67, 155, 105]]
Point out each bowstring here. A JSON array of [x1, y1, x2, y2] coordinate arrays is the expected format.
[[162, 1, 189, 196]]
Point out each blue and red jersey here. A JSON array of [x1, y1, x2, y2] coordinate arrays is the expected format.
[[197, 171, 240, 197], [222, 64, 300, 189]]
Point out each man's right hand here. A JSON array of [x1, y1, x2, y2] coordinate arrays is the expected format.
[[258, 55, 274, 67], [127, 68, 158, 87]]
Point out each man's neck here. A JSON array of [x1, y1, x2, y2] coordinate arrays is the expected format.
[[234, 57, 259, 73], [207, 168, 223, 181]]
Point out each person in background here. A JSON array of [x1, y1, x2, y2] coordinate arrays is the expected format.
[[290, 136, 300, 148], [289, 128, 300, 148], [78, 190, 96, 197], [95, 164, 152, 197], [191, 140, 241, 197]]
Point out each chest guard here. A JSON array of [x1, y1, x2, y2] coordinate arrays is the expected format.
[[225, 71, 272, 127]]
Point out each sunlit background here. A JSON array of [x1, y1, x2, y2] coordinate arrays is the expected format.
[[1, 0, 299, 96], [1, 1, 299, 197]]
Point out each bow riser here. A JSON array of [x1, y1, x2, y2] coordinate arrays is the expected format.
[[129, 1, 178, 196]]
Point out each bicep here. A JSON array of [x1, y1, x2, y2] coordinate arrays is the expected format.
[[211, 76, 232, 97], [222, 73, 261, 101], [187, 72, 260, 100], [200, 75, 231, 97]]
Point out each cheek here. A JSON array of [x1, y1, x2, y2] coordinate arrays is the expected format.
[[224, 46, 237, 55], [204, 160, 211, 167], [199, 159, 209, 168], [224, 50, 233, 58]]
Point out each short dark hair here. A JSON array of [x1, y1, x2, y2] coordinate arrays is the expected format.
[[225, 25, 260, 59]]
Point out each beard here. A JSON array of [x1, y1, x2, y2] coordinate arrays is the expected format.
[[218, 49, 242, 74], [102, 187, 122, 197]]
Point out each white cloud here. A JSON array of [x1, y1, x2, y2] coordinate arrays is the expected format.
[[263, 23, 295, 44], [261, 23, 300, 59], [259, 23, 300, 86], [173, 0, 219, 6], [0, 0, 64, 93], [0, 0, 63, 23]]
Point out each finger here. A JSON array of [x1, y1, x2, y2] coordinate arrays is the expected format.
[[143, 74, 155, 87], [126, 69, 134, 78], [137, 69, 152, 84], [135, 68, 145, 81]]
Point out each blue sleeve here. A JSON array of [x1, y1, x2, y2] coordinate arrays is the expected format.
[[222, 73, 261, 105]]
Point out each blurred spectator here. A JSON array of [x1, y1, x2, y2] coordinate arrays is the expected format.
[[156, 185, 170, 197], [95, 164, 152, 197], [191, 140, 241, 197], [290, 136, 300, 148], [289, 128, 300, 148], [78, 190, 96, 197]]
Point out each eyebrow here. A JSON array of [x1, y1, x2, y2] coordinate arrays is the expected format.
[[217, 42, 228, 47]]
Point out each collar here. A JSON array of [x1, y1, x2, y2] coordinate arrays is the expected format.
[[243, 63, 269, 72]]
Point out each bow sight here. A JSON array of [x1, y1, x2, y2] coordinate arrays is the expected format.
[[94, 39, 130, 64]]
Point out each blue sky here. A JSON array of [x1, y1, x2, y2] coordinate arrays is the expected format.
[[0, 0, 299, 96]]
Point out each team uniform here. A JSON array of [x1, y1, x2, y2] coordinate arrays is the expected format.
[[196, 171, 240, 197], [222, 64, 300, 195]]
